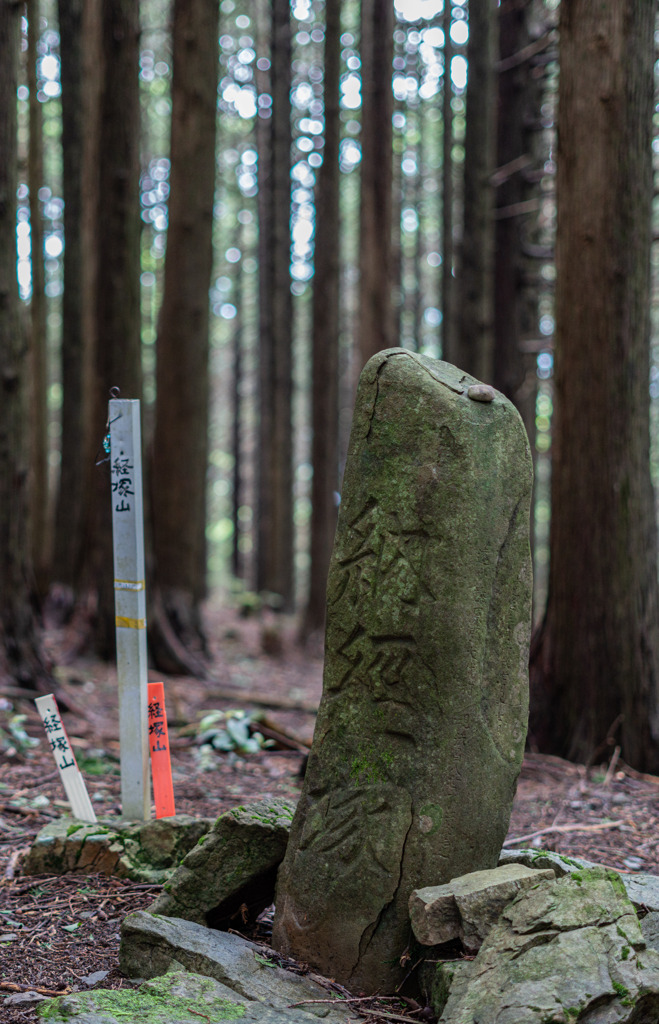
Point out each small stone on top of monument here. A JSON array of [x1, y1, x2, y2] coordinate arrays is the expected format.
[[272, 349, 533, 995]]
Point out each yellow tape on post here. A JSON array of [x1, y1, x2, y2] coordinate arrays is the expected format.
[[115, 616, 146, 630]]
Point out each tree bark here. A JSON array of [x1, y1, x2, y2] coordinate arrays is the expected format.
[[301, 0, 341, 638], [456, 0, 497, 382], [81, 0, 142, 659], [440, 0, 455, 364], [530, 0, 659, 772], [256, 0, 295, 609], [0, 0, 51, 689], [149, 0, 219, 672], [52, 0, 89, 600], [358, 0, 394, 369], [26, 0, 50, 596], [231, 224, 245, 583]]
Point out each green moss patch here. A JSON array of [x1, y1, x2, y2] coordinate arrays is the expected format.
[[39, 972, 245, 1022]]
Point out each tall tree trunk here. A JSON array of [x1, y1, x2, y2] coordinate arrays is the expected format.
[[412, 111, 425, 351], [455, 0, 497, 381], [492, 1, 528, 407], [231, 224, 245, 583], [52, 0, 88, 602], [256, 0, 295, 609], [530, 0, 659, 772], [441, 1, 455, 363], [26, 0, 50, 597], [492, 0, 545, 577], [358, 0, 394, 369], [0, 0, 51, 689], [81, 0, 142, 659], [301, 0, 341, 639], [149, 0, 219, 673]]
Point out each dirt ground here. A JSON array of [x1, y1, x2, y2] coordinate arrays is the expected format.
[[2, 604, 658, 1023]]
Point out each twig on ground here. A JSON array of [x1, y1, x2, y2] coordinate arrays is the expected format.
[[503, 820, 623, 847], [187, 1010, 211, 1022], [0, 982, 71, 997], [603, 746, 621, 787]]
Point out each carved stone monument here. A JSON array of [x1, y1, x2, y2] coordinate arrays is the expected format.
[[272, 349, 533, 994]]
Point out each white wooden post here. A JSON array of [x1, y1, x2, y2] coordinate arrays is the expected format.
[[35, 694, 97, 823], [109, 398, 150, 821]]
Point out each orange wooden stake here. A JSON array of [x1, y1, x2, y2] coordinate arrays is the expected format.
[[147, 682, 176, 818]]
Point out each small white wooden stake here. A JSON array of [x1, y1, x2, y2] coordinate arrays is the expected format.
[[109, 398, 150, 821], [35, 695, 97, 823]]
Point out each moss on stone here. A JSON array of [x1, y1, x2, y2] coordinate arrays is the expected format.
[[39, 973, 245, 1022]]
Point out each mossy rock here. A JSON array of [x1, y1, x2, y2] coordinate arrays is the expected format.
[[148, 797, 295, 928], [24, 815, 213, 883], [38, 968, 340, 1023], [273, 350, 533, 994], [440, 868, 659, 1023]]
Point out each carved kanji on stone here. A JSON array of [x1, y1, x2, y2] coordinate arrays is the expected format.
[[273, 349, 534, 994]]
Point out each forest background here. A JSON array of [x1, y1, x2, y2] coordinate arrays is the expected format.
[[1, 0, 659, 774]]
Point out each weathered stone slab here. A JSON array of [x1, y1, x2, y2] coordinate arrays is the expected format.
[[24, 815, 213, 883], [439, 867, 659, 1024], [37, 969, 343, 1023], [119, 912, 351, 1022], [410, 864, 555, 949], [149, 798, 294, 927], [500, 847, 659, 913], [273, 349, 533, 994]]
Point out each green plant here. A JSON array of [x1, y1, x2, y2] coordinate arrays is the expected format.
[[0, 699, 39, 757], [195, 709, 273, 755]]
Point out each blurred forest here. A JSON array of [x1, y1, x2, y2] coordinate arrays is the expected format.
[[1, 0, 659, 769]]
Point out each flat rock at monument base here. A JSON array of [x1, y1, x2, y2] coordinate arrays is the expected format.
[[149, 797, 294, 926], [500, 847, 659, 914], [410, 863, 555, 948], [119, 911, 351, 1022], [24, 814, 213, 883], [36, 969, 346, 1023], [436, 867, 659, 1023]]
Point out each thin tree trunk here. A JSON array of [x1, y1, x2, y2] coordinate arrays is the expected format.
[[231, 224, 244, 583], [441, 1, 455, 363], [530, 0, 659, 772], [456, 0, 497, 381], [301, 0, 341, 639], [0, 0, 51, 689], [52, 0, 88, 602], [358, 0, 394, 369], [412, 110, 425, 351], [256, 0, 295, 609], [26, 0, 49, 596]]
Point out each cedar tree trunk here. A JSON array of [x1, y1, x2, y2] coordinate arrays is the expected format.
[[530, 0, 659, 772]]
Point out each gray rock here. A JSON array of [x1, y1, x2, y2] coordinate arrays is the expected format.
[[119, 911, 350, 1022], [37, 969, 344, 1023], [621, 872, 659, 913], [149, 797, 294, 927], [273, 349, 533, 994], [81, 970, 110, 987], [641, 911, 659, 952], [410, 864, 555, 949], [439, 866, 659, 1024], [6, 991, 46, 1006], [25, 814, 213, 883], [501, 847, 659, 913], [498, 846, 598, 877], [418, 958, 474, 1017]]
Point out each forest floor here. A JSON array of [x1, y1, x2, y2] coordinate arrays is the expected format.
[[2, 602, 659, 1023]]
